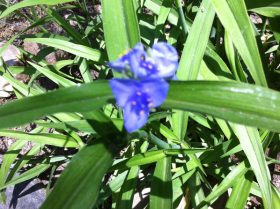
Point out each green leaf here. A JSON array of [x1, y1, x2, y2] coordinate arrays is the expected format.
[[78, 58, 92, 83], [97, 171, 128, 206], [272, 184, 280, 209], [172, 169, 196, 208], [24, 38, 104, 62], [116, 166, 139, 209], [144, 0, 179, 26], [40, 142, 114, 209], [47, 8, 87, 45], [172, 0, 215, 139], [2, 81, 280, 134], [245, 0, 280, 17], [0, 81, 112, 129], [210, 0, 268, 86], [196, 162, 249, 208], [111, 149, 205, 170], [154, 0, 173, 42], [225, 171, 253, 209], [251, 183, 280, 209], [28, 62, 76, 87], [0, 130, 79, 148], [150, 157, 173, 209], [164, 81, 280, 133], [36, 120, 96, 133], [7, 144, 42, 183], [269, 17, 280, 43], [102, 0, 140, 61], [230, 125, 272, 209], [0, 164, 50, 190], [0, 0, 75, 18], [188, 172, 207, 209], [176, 0, 215, 80], [0, 140, 26, 188]]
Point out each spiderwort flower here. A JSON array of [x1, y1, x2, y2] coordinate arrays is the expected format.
[[109, 78, 169, 133], [109, 42, 178, 132], [109, 42, 178, 79], [147, 42, 178, 79], [108, 43, 148, 78]]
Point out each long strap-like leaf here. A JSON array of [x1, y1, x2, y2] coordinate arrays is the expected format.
[[1, 81, 280, 133]]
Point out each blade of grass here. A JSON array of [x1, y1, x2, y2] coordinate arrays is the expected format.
[[40, 141, 114, 209], [188, 172, 207, 209], [0, 130, 80, 148], [176, 0, 215, 80], [154, 0, 173, 42], [164, 81, 280, 133], [78, 58, 92, 83], [28, 62, 76, 87], [110, 149, 206, 171], [196, 162, 249, 208], [172, 0, 215, 140], [230, 124, 272, 209], [47, 8, 88, 45], [0, 140, 26, 189], [96, 171, 128, 206], [225, 171, 253, 209], [0, 164, 51, 190], [144, 0, 179, 26], [150, 156, 173, 209], [102, 0, 140, 61], [0, 0, 75, 18], [210, 0, 268, 86], [116, 166, 139, 209], [2, 81, 280, 133], [245, 0, 280, 17], [6, 144, 42, 182], [24, 38, 104, 62]]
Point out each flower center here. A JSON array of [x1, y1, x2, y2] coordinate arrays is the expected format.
[[129, 90, 153, 115]]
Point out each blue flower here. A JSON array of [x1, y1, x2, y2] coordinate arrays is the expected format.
[[109, 78, 169, 133], [109, 42, 178, 79], [108, 43, 148, 78], [108, 42, 178, 132], [148, 42, 178, 79]]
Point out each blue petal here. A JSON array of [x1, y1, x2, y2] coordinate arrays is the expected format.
[[108, 59, 127, 72], [154, 58, 178, 78], [151, 42, 178, 62], [109, 79, 137, 107], [108, 45, 143, 73], [141, 79, 169, 107], [133, 43, 145, 53], [123, 101, 149, 133], [150, 42, 178, 78], [128, 43, 148, 78]]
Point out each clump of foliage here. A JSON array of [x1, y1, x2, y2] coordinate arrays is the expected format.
[[0, 0, 279, 209]]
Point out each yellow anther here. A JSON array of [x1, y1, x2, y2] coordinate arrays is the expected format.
[[118, 49, 131, 57]]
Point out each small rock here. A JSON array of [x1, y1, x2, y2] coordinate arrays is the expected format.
[[0, 41, 22, 97], [0, 90, 11, 98], [0, 179, 46, 209], [250, 14, 263, 24], [23, 41, 40, 56], [0, 42, 21, 66], [0, 76, 13, 98]]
